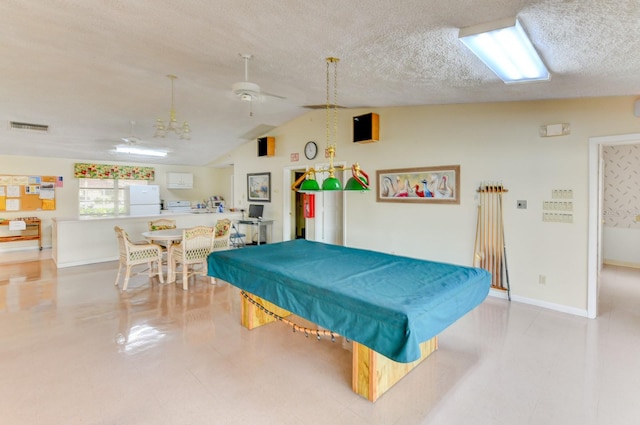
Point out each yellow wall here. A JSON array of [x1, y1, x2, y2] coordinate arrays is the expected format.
[[216, 96, 640, 313], [4, 96, 640, 313]]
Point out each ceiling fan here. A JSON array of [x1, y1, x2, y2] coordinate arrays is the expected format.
[[113, 121, 170, 157], [231, 54, 286, 104], [120, 120, 143, 145]]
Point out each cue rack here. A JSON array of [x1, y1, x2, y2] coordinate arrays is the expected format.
[[474, 182, 511, 300]]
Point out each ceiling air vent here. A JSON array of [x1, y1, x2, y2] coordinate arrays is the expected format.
[[9, 121, 49, 132]]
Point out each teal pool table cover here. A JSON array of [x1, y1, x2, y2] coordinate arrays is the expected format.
[[207, 239, 491, 363]]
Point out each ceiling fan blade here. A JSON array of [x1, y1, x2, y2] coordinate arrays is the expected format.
[[262, 91, 287, 100]]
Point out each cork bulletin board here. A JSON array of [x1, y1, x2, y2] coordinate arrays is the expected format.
[[0, 175, 62, 212]]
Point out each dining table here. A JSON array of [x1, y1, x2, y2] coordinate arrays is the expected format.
[[141, 228, 184, 283]]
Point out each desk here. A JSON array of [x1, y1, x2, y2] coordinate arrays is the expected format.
[[141, 229, 184, 283], [207, 239, 491, 401], [235, 219, 273, 245]]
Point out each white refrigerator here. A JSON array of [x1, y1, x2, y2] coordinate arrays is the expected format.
[[127, 185, 161, 216]]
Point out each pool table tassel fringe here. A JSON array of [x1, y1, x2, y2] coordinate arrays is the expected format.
[[240, 290, 342, 343]]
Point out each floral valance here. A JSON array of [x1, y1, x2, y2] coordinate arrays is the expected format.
[[74, 163, 155, 180]]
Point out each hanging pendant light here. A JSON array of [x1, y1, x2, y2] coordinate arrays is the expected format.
[[153, 74, 191, 140], [322, 58, 342, 191], [292, 57, 370, 193], [344, 163, 369, 190]]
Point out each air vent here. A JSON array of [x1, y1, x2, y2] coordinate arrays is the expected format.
[[9, 121, 49, 132]]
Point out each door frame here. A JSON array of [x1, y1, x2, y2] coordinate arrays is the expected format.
[[282, 163, 348, 244], [282, 165, 308, 242], [588, 132, 640, 318]]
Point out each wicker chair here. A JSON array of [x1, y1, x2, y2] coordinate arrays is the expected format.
[[213, 218, 232, 251], [114, 226, 164, 291], [148, 219, 177, 249], [169, 226, 215, 290], [148, 219, 176, 231]]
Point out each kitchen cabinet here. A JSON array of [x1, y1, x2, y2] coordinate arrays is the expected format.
[[167, 172, 193, 189]]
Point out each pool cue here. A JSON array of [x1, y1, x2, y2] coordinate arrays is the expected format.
[[474, 203, 482, 267], [491, 184, 502, 288], [487, 184, 496, 287], [492, 184, 502, 288], [498, 188, 511, 300], [481, 185, 488, 272], [489, 183, 500, 288]]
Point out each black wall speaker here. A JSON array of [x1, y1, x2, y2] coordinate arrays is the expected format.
[[353, 112, 379, 143], [257, 137, 275, 157]]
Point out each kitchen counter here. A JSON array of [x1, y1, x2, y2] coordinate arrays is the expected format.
[[160, 209, 217, 215], [52, 211, 241, 268]]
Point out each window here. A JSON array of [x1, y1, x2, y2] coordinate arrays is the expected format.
[[79, 179, 147, 217]]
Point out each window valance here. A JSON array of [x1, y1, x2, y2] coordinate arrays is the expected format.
[[74, 163, 155, 180]]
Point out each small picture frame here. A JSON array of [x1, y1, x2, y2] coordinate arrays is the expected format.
[[247, 172, 271, 202], [376, 165, 460, 204]]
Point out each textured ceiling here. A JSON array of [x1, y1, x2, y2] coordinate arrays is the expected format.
[[1, 0, 640, 166]]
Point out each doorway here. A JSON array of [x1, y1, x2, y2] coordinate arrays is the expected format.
[[588, 132, 640, 319], [281, 165, 346, 245], [294, 171, 306, 239]]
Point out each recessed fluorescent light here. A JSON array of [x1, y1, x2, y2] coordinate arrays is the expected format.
[[113, 145, 168, 157], [459, 17, 550, 84]]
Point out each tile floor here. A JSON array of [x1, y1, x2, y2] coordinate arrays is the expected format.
[[0, 249, 639, 425]]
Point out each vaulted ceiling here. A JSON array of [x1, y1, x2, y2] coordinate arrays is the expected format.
[[2, 0, 639, 166]]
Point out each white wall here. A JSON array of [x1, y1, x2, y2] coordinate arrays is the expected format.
[[214, 96, 640, 313]]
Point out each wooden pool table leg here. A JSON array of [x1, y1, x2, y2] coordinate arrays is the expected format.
[[239, 291, 438, 402], [352, 337, 438, 402], [240, 292, 292, 330]]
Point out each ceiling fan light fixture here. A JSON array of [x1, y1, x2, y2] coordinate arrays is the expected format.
[[459, 17, 550, 83], [232, 81, 261, 102]]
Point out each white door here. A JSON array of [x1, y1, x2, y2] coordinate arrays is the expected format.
[[314, 165, 345, 245]]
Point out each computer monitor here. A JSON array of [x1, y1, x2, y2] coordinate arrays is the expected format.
[[248, 204, 264, 219]]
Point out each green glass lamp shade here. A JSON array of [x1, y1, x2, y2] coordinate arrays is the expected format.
[[299, 179, 321, 192], [322, 176, 343, 191], [344, 176, 369, 191]]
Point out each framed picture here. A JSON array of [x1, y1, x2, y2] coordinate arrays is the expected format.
[[376, 165, 460, 204], [247, 172, 271, 202]]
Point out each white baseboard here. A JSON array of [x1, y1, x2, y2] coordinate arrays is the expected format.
[[488, 290, 588, 317], [603, 259, 640, 269], [0, 245, 50, 253], [54, 256, 118, 268]]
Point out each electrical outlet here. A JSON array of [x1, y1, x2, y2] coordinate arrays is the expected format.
[[517, 200, 527, 209], [539, 275, 546, 285]]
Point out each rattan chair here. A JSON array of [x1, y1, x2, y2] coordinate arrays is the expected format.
[[148, 219, 177, 249], [114, 226, 164, 291], [213, 218, 232, 251], [148, 219, 177, 231], [169, 226, 215, 290]]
